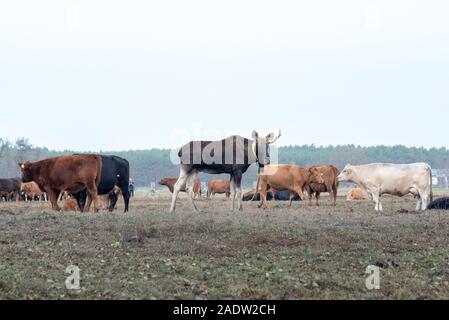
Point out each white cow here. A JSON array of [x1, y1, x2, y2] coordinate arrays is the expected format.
[[337, 163, 433, 211]]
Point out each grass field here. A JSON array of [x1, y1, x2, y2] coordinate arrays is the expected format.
[[1, 193, 449, 300]]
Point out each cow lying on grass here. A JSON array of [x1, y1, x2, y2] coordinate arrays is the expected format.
[[428, 197, 449, 210]]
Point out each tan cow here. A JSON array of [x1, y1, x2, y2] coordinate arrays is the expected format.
[[307, 166, 340, 206], [207, 180, 231, 198], [257, 164, 324, 209], [159, 177, 202, 198], [63, 196, 79, 212], [21, 182, 47, 201], [346, 188, 369, 201]]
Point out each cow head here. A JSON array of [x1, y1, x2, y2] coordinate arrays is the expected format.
[[159, 178, 169, 186], [309, 167, 325, 184], [337, 164, 355, 183], [251, 130, 281, 167], [18, 162, 32, 183]]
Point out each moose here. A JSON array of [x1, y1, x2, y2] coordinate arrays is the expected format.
[[170, 130, 281, 212]]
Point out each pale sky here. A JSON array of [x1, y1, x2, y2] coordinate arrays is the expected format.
[[1, 0, 448, 151]]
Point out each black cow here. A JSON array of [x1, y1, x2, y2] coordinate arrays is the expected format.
[[428, 197, 449, 210], [170, 131, 281, 212], [71, 155, 130, 212], [0, 178, 21, 201], [242, 190, 301, 202]]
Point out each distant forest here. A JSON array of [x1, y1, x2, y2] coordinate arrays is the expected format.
[[1, 138, 449, 187]]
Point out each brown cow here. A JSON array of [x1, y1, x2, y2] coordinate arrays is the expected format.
[[207, 180, 231, 198], [257, 165, 324, 209], [63, 196, 79, 212], [19, 155, 102, 212], [346, 188, 369, 201], [159, 177, 202, 198], [307, 166, 340, 206], [21, 182, 47, 201]]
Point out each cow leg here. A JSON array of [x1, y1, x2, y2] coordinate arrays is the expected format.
[[372, 191, 382, 211], [415, 197, 422, 211], [293, 187, 307, 207], [307, 188, 313, 206], [186, 172, 199, 212], [418, 190, 428, 211], [316, 192, 321, 206], [332, 183, 338, 206], [121, 185, 130, 213], [288, 193, 295, 207], [85, 182, 99, 213], [46, 188, 61, 211], [170, 168, 190, 213], [258, 179, 269, 209]]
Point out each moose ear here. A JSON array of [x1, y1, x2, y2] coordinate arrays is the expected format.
[[252, 130, 259, 140], [266, 133, 275, 144]]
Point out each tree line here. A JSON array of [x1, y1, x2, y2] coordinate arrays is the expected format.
[[1, 138, 449, 187]]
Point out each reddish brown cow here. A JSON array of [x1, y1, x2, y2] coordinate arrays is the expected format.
[[159, 177, 202, 198], [307, 166, 340, 206], [207, 180, 231, 198], [19, 155, 102, 212], [257, 164, 324, 209]]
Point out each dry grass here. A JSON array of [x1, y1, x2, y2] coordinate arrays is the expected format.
[[1, 193, 449, 300]]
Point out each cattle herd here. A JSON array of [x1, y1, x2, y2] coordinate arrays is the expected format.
[[0, 131, 447, 212]]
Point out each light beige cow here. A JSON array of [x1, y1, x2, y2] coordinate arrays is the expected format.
[[338, 163, 433, 211]]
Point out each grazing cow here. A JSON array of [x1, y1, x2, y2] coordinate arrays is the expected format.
[[0, 178, 21, 202], [21, 182, 47, 201], [19, 155, 102, 212], [159, 177, 202, 198], [63, 196, 79, 212], [346, 188, 369, 201], [337, 163, 433, 211], [257, 164, 324, 209], [170, 131, 281, 212], [71, 155, 130, 213], [108, 186, 122, 211], [427, 197, 449, 210], [307, 166, 340, 206], [207, 180, 231, 198]]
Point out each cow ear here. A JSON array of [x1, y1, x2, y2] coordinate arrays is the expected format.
[[18, 163, 26, 171], [252, 131, 259, 140]]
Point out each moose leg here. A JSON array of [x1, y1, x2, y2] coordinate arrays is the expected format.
[[186, 172, 199, 212], [234, 171, 243, 211], [170, 168, 190, 213], [230, 175, 236, 211]]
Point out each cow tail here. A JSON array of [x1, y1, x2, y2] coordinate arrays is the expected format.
[[429, 166, 434, 203]]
